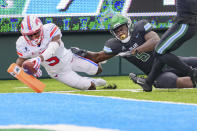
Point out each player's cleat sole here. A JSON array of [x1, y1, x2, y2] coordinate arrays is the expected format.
[[129, 73, 145, 86]]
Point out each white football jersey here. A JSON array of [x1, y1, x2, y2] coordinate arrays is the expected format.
[[16, 23, 73, 75]]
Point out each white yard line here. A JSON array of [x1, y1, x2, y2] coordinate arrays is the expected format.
[[0, 124, 118, 131], [50, 89, 142, 93]]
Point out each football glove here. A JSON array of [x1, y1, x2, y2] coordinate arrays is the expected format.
[[70, 47, 87, 57], [28, 57, 41, 71], [33, 68, 42, 78]]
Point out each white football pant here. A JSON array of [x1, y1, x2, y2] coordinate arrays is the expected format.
[[51, 54, 106, 90]]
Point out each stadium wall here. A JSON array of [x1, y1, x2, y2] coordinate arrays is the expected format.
[[1, 31, 197, 79]]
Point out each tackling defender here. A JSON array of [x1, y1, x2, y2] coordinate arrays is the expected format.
[[72, 14, 197, 89], [15, 15, 106, 90]]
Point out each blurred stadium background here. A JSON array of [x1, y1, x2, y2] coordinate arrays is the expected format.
[[0, 0, 197, 79]]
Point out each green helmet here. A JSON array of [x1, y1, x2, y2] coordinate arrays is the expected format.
[[110, 14, 133, 43], [110, 14, 131, 30]]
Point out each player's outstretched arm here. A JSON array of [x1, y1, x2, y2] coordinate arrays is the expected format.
[[86, 51, 115, 63], [71, 47, 115, 63], [134, 31, 160, 53]]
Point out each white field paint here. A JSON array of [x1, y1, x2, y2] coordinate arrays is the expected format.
[[0, 124, 118, 131]]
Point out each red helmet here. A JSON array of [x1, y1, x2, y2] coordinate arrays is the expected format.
[[21, 16, 43, 46]]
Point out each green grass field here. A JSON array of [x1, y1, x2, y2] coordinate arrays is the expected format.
[[1, 76, 197, 104]]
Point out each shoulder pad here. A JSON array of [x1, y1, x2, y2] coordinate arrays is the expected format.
[[16, 37, 29, 58], [43, 23, 62, 39], [134, 20, 152, 33]]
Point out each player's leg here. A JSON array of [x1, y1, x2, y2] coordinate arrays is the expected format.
[[71, 54, 102, 75], [179, 57, 197, 69], [52, 70, 99, 90], [144, 23, 197, 91], [51, 67, 106, 90], [155, 24, 197, 79]]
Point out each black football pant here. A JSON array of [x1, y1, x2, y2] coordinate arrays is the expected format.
[[154, 57, 197, 88], [146, 23, 197, 85]]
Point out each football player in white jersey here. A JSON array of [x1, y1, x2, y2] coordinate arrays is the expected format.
[[15, 15, 106, 90]]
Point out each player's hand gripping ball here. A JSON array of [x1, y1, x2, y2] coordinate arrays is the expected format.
[[22, 60, 37, 75]]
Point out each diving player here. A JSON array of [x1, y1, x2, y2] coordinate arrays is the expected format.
[[15, 15, 106, 90]]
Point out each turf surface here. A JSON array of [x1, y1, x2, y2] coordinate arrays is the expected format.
[[0, 76, 197, 104]]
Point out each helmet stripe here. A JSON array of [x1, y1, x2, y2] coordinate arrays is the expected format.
[[27, 16, 32, 31], [50, 26, 58, 37]]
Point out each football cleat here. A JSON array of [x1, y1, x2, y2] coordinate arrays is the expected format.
[[129, 73, 145, 86], [141, 81, 152, 92], [91, 78, 106, 87], [102, 84, 117, 89], [129, 73, 152, 92]]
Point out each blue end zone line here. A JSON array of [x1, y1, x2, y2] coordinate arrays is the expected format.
[[0, 93, 197, 131]]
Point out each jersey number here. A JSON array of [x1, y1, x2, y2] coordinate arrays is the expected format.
[[135, 52, 150, 62], [46, 56, 60, 66]]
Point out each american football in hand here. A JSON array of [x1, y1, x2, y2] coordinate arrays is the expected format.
[[22, 60, 37, 75]]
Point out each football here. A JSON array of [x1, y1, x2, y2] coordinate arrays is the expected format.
[[22, 60, 37, 75]]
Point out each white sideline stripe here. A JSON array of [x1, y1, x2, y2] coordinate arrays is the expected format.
[[14, 87, 29, 89], [51, 91, 197, 106], [0, 124, 118, 131], [50, 89, 142, 93]]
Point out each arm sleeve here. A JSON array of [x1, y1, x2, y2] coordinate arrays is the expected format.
[[135, 20, 152, 36], [47, 23, 62, 40], [103, 38, 122, 55]]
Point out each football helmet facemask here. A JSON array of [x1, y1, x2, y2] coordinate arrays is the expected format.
[[110, 14, 133, 43]]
